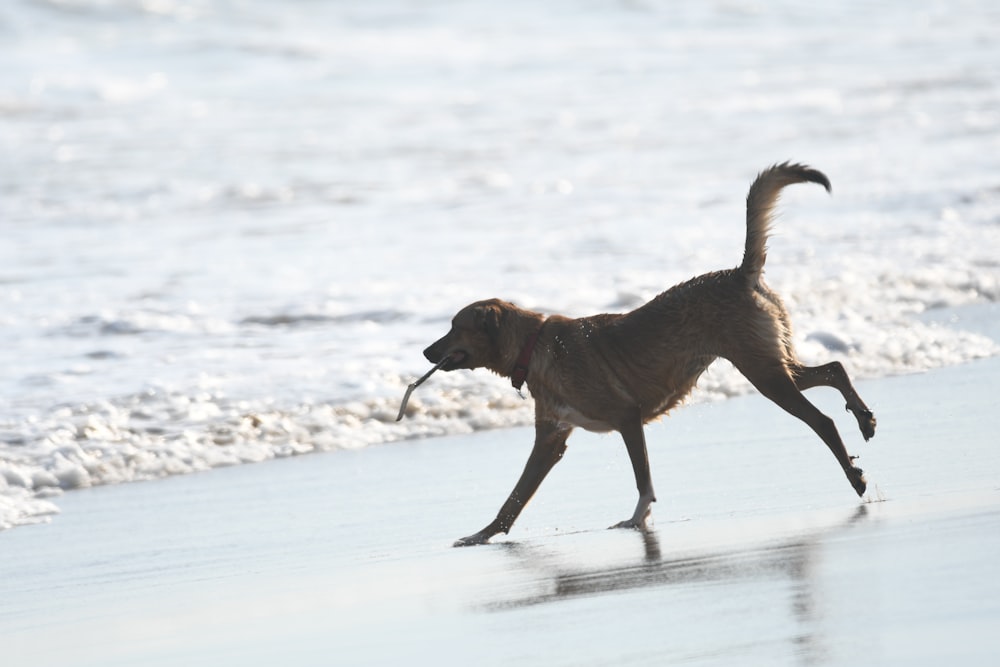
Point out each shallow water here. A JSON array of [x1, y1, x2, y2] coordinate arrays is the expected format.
[[2, 0, 999, 527]]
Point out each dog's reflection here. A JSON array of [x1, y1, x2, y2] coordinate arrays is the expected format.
[[490, 528, 803, 607], [485, 506, 869, 663]]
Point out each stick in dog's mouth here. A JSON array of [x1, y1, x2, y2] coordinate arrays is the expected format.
[[395, 356, 453, 421]]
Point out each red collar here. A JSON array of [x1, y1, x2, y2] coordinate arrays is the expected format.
[[510, 324, 544, 392]]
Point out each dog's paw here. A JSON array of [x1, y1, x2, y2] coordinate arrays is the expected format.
[[849, 406, 877, 441], [453, 530, 493, 547], [609, 507, 652, 531], [609, 520, 643, 530], [847, 465, 867, 497]]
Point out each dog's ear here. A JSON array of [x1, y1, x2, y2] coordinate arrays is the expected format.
[[474, 303, 502, 342]]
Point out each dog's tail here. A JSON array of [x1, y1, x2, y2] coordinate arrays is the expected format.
[[740, 162, 831, 286]]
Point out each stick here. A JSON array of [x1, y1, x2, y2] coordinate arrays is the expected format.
[[395, 357, 451, 421]]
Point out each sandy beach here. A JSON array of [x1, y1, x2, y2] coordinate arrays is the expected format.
[[3, 345, 999, 666]]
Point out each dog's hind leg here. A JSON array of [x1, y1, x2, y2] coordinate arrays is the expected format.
[[610, 409, 657, 530], [790, 361, 877, 441], [738, 363, 867, 497], [453, 421, 571, 547]]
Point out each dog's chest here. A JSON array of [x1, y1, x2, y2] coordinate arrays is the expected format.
[[552, 402, 615, 433]]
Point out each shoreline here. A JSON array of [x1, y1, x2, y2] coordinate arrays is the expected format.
[[2, 301, 996, 534]]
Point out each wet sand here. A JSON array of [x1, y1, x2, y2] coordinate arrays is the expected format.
[[3, 355, 999, 666]]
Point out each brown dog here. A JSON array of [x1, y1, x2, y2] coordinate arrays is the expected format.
[[424, 163, 876, 547]]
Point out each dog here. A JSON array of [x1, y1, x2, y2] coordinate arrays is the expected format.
[[424, 163, 876, 547]]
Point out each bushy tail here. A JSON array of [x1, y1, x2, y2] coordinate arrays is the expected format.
[[741, 162, 831, 285]]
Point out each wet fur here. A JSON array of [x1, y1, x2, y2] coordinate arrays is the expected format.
[[424, 163, 877, 546]]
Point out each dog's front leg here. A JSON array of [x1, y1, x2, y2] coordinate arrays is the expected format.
[[611, 410, 656, 530], [453, 421, 571, 547]]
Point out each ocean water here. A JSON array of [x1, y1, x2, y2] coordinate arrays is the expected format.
[[1, 0, 998, 529]]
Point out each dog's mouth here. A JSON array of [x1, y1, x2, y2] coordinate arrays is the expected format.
[[442, 350, 468, 370]]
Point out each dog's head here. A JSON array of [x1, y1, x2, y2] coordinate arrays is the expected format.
[[424, 299, 512, 373]]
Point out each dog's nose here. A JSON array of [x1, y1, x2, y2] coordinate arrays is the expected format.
[[423, 344, 440, 363], [424, 332, 452, 364]]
